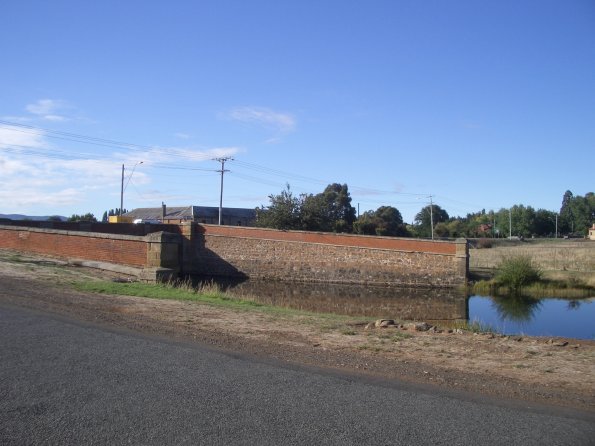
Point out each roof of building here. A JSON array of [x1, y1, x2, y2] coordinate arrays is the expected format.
[[123, 205, 255, 221]]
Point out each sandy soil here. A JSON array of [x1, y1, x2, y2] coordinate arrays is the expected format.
[[0, 249, 593, 412]]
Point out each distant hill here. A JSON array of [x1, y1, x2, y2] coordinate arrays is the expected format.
[[0, 214, 68, 222]]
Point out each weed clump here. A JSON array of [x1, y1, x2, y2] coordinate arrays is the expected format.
[[495, 255, 541, 293]]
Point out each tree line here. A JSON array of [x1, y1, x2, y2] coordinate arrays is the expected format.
[[65, 209, 127, 223], [255, 184, 595, 239]]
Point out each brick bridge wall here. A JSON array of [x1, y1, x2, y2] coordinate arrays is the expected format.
[[181, 224, 468, 288], [0, 225, 180, 281], [0, 223, 468, 287], [0, 225, 148, 266]]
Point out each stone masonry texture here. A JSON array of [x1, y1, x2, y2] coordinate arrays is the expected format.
[[189, 225, 468, 288], [1, 223, 468, 288]]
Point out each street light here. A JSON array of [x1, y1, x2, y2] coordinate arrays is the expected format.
[[120, 161, 143, 216]]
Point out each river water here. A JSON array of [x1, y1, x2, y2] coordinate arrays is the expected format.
[[469, 295, 594, 340], [192, 277, 595, 340]]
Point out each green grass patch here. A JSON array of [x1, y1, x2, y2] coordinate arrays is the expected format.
[[74, 280, 268, 310], [449, 319, 497, 334], [71, 279, 368, 327], [471, 279, 594, 299]]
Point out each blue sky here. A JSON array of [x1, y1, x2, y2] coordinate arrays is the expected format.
[[1, 0, 593, 223]]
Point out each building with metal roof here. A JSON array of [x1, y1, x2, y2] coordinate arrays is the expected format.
[[122, 204, 256, 226]]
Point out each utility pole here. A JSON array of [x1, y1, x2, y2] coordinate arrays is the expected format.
[[416, 194, 434, 240], [120, 164, 124, 216], [509, 208, 512, 238], [429, 195, 434, 241], [215, 157, 233, 225], [119, 161, 143, 218]]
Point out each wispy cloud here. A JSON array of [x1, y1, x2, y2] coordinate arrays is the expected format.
[[25, 99, 71, 121], [0, 125, 47, 149], [225, 106, 296, 138], [0, 115, 242, 213]]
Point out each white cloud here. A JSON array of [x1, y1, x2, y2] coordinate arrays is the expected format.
[[226, 106, 296, 134], [25, 99, 70, 121], [0, 113, 244, 215], [0, 125, 46, 149], [0, 187, 83, 207]]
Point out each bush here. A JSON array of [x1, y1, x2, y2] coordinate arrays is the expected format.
[[476, 238, 493, 249], [495, 255, 541, 292]]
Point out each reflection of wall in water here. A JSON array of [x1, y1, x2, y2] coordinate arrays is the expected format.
[[196, 277, 468, 321]]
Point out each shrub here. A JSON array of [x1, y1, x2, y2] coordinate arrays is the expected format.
[[476, 238, 493, 249], [495, 255, 541, 292]]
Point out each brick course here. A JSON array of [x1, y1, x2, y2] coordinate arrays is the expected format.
[[0, 226, 147, 267], [1, 223, 468, 287]]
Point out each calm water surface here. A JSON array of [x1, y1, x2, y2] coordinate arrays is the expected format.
[[193, 277, 594, 340], [469, 295, 594, 340]]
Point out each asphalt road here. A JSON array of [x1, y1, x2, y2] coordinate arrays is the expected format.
[[1, 303, 593, 445]]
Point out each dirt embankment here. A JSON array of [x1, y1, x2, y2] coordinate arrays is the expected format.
[[0, 249, 593, 412]]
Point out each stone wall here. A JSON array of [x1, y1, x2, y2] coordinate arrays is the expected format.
[[470, 241, 595, 272], [0, 223, 468, 287], [186, 224, 468, 288]]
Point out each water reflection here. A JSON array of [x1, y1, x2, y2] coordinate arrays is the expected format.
[[190, 276, 593, 338], [490, 295, 543, 322], [468, 295, 594, 339], [191, 276, 468, 321], [567, 300, 581, 310]]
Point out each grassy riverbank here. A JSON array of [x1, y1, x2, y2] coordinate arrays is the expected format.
[[470, 268, 595, 298], [73, 279, 365, 328]]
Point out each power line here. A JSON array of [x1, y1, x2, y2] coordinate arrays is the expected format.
[[0, 120, 222, 162], [1, 119, 455, 211]]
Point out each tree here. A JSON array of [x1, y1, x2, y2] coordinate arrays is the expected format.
[[373, 206, 407, 236], [353, 206, 407, 237], [559, 190, 574, 234], [413, 204, 449, 238], [352, 210, 377, 235], [511, 204, 536, 238], [255, 184, 301, 230], [300, 193, 328, 231], [559, 190, 594, 235], [444, 219, 466, 238], [301, 183, 356, 233], [68, 213, 97, 222], [256, 183, 357, 233], [433, 222, 451, 238], [533, 209, 557, 237]]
